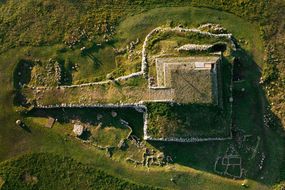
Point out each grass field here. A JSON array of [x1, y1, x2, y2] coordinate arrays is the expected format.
[[0, 1, 284, 190], [146, 103, 230, 138], [0, 153, 158, 190], [4, 6, 265, 87]]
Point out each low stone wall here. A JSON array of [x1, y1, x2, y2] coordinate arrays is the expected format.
[[211, 63, 219, 105], [34, 72, 143, 90], [144, 136, 232, 143], [29, 25, 235, 143], [141, 25, 236, 79], [36, 102, 150, 141], [35, 102, 232, 143], [115, 71, 143, 81], [174, 27, 232, 39], [32, 25, 235, 93], [32, 80, 111, 90], [36, 103, 147, 109], [141, 27, 161, 77], [177, 44, 213, 52], [143, 109, 149, 140]]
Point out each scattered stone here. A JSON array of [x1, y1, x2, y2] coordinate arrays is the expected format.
[[45, 117, 55, 128], [73, 124, 84, 136], [97, 114, 103, 121], [241, 183, 249, 188], [118, 139, 127, 149], [177, 44, 212, 52], [105, 147, 114, 158], [198, 23, 227, 34], [157, 152, 165, 160], [22, 172, 38, 185], [16, 119, 22, 126], [106, 73, 114, 80], [97, 122, 103, 129], [120, 119, 129, 126], [111, 111, 117, 118]]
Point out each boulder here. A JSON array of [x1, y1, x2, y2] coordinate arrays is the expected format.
[[111, 111, 117, 118], [73, 124, 84, 136]]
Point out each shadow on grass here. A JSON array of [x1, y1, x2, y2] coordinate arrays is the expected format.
[[81, 41, 116, 70], [13, 59, 33, 90], [80, 130, 92, 141], [20, 124, 32, 133], [25, 107, 144, 137]]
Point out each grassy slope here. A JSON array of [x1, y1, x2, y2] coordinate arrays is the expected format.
[[117, 6, 264, 63], [0, 153, 158, 190], [0, 0, 284, 189]]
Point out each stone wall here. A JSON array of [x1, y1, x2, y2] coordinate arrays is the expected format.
[[29, 25, 236, 143]]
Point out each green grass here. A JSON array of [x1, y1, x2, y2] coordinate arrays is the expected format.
[[3, 6, 265, 87], [0, 153, 158, 190], [91, 126, 130, 147], [13, 59, 33, 89], [10, 5, 262, 87], [146, 103, 230, 138], [117, 6, 264, 64], [231, 49, 285, 184]]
